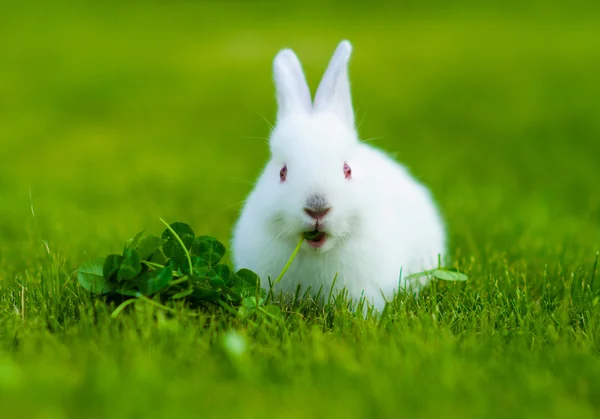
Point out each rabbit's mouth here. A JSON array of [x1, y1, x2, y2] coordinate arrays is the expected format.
[[303, 230, 328, 249]]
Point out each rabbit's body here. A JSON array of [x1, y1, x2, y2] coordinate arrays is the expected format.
[[232, 41, 446, 310]]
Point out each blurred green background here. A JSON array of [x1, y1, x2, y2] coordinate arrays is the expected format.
[[1, 1, 600, 418], [1, 1, 598, 271]]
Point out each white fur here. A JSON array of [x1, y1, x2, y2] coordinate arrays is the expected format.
[[231, 40, 447, 310]]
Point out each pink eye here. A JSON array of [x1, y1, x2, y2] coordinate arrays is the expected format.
[[280, 165, 287, 182], [344, 162, 352, 179]]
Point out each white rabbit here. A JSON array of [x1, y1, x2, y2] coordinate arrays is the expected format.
[[231, 40, 447, 310]]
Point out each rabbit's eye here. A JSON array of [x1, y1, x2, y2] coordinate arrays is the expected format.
[[280, 165, 287, 182], [343, 162, 352, 180]]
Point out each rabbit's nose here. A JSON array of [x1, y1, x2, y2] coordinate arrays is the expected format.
[[304, 207, 331, 220], [304, 194, 331, 220]]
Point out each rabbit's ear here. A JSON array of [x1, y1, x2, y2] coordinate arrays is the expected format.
[[313, 40, 354, 127], [273, 48, 312, 121]]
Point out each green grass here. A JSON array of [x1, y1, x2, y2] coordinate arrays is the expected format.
[[1, 2, 600, 418]]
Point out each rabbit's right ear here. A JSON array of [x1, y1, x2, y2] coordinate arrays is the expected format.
[[313, 40, 354, 127], [273, 48, 312, 121]]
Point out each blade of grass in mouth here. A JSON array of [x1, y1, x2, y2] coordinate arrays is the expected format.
[[274, 236, 304, 284]]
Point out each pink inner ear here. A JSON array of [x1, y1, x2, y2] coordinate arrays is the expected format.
[[344, 162, 352, 179]]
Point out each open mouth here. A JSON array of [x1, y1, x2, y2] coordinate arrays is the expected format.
[[303, 230, 327, 248]]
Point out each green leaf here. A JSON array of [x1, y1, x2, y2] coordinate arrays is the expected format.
[[170, 288, 194, 300], [234, 269, 261, 297], [191, 255, 209, 268], [203, 265, 231, 291], [78, 258, 113, 294], [166, 258, 180, 272], [432, 269, 469, 282], [191, 261, 210, 278], [103, 254, 124, 281], [190, 288, 220, 303], [237, 306, 255, 318], [124, 230, 145, 252], [223, 287, 242, 301], [242, 296, 264, 308], [303, 230, 321, 240], [136, 235, 163, 260], [117, 248, 142, 281], [191, 236, 225, 266], [208, 277, 226, 290], [162, 222, 194, 257], [180, 255, 209, 275], [135, 266, 173, 295], [236, 268, 260, 287], [404, 268, 469, 282], [149, 248, 168, 265], [209, 264, 233, 284], [403, 271, 424, 281], [263, 304, 282, 319]]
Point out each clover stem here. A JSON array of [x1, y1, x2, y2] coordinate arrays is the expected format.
[[274, 236, 303, 284], [141, 261, 165, 269], [111, 298, 138, 318], [170, 277, 190, 286], [136, 294, 195, 315], [112, 293, 200, 318], [159, 217, 193, 275]]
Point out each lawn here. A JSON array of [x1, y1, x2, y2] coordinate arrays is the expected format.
[[1, 2, 599, 418]]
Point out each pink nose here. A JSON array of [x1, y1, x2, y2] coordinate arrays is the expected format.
[[304, 207, 330, 220]]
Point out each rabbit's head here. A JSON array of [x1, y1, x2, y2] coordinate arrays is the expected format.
[[262, 40, 366, 252]]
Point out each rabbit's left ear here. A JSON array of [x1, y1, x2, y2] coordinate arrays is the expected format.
[[313, 40, 354, 127], [273, 48, 312, 122]]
